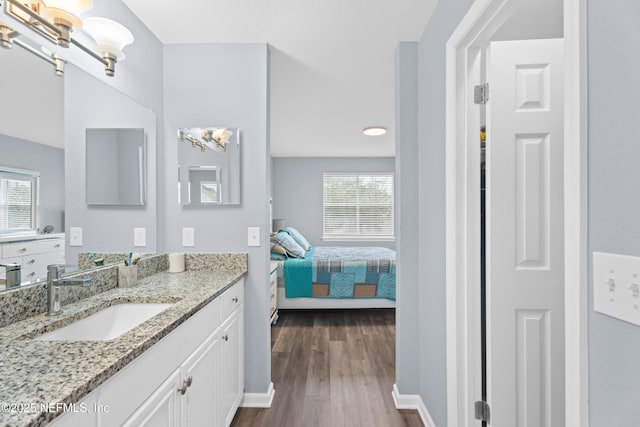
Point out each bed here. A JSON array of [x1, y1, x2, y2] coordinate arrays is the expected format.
[[271, 231, 396, 309]]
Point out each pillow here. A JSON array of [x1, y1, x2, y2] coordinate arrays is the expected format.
[[271, 231, 306, 258], [270, 241, 288, 257], [282, 227, 311, 251], [270, 251, 287, 261]]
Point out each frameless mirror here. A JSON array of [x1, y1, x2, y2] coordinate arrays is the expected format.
[[177, 127, 241, 205], [86, 128, 147, 206]]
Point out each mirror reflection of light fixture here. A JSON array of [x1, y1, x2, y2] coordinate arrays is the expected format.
[[0, 23, 19, 47], [178, 128, 234, 153], [4, 0, 134, 77], [0, 22, 66, 76], [201, 128, 233, 152]]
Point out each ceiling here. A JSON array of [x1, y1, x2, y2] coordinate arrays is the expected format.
[[121, 0, 438, 157]]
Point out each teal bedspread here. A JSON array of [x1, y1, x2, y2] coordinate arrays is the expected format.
[[283, 247, 315, 297], [282, 246, 396, 300]]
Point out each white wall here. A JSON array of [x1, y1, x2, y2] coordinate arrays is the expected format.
[[163, 43, 272, 394]]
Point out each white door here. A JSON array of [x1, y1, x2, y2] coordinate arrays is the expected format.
[[122, 369, 181, 427], [182, 333, 219, 427], [486, 38, 564, 426]]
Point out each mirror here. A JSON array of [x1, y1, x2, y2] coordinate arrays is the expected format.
[[86, 128, 147, 206], [177, 127, 241, 205], [0, 30, 157, 291]]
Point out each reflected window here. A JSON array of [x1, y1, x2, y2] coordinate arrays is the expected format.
[[0, 167, 39, 234], [200, 181, 219, 204]]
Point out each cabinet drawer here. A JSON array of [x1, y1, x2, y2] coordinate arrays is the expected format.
[[2, 238, 64, 258], [220, 281, 243, 320], [23, 252, 65, 282]]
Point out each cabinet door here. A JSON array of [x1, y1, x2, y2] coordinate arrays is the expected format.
[[181, 332, 220, 427], [122, 369, 181, 427], [221, 309, 243, 427]]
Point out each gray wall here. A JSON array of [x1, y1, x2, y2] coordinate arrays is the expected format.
[[271, 157, 395, 249], [163, 43, 271, 395], [0, 135, 65, 233], [588, 1, 640, 426], [393, 1, 474, 425], [394, 42, 420, 394], [65, 64, 158, 263]]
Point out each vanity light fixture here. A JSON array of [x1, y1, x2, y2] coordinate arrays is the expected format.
[[4, 0, 134, 77], [363, 126, 387, 136]]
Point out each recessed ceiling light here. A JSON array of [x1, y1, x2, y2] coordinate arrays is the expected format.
[[363, 126, 387, 136]]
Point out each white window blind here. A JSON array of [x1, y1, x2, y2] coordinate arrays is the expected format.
[[323, 173, 394, 239], [0, 168, 39, 234]]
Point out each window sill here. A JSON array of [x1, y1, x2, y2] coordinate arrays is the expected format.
[[321, 236, 396, 242]]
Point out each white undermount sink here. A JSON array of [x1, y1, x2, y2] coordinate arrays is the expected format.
[[35, 303, 174, 341]]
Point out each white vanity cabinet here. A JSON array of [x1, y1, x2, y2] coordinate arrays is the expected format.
[[0, 235, 64, 283], [51, 278, 244, 427]]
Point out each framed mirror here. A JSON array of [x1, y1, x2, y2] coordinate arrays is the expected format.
[[177, 127, 240, 205], [86, 128, 147, 206]]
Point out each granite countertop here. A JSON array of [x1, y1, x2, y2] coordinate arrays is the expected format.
[[0, 266, 247, 427]]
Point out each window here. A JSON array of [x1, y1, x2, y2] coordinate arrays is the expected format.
[[0, 167, 39, 235], [200, 181, 220, 203], [323, 173, 394, 240]]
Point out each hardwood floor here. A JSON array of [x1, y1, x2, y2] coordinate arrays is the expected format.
[[231, 309, 423, 427]]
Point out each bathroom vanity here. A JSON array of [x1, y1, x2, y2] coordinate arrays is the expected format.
[[0, 255, 247, 427], [0, 233, 65, 286]]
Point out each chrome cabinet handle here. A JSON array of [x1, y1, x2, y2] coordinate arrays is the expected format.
[[223, 334, 229, 341], [177, 376, 193, 395], [232, 297, 239, 303]]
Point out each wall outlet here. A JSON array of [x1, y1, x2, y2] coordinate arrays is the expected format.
[[183, 227, 195, 247], [593, 251, 640, 326], [69, 227, 83, 246], [134, 227, 146, 247], [248, 227, 260, 247]]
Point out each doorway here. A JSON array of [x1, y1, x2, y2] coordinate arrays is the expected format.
[[445, 0, 588, 426]]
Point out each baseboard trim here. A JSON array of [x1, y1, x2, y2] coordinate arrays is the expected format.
[[392, 383, 437, 427], [240, 382, 275, 408]]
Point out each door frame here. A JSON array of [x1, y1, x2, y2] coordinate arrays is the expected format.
[[444, 0, 588, 426]]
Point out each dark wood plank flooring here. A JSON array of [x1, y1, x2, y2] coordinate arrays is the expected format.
[[231, 309, 423, 427]]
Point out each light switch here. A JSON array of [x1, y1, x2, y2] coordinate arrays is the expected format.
[[134, 228, 146, 247], [69, 227, 83, 246], [593, 252, 640, 326], [183, 227, 195, 247], [248, 227, 260, 247]]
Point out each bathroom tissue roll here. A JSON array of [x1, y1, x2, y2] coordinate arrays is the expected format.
[[169, 253, 185, 273]]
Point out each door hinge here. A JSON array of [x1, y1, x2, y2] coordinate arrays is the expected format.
[[474, 400, 490, 423], [474, 83, 489, 104]]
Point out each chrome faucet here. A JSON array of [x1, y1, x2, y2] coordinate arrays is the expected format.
[[46, 264, 91, 316], [1, 263, 21, 289]]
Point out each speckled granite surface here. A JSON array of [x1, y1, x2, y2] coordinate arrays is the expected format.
[[0, 254, 168, 329], [0, 254, 247, 427]]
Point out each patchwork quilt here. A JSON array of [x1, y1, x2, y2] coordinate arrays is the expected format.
[[281, 246, 396, 300]]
